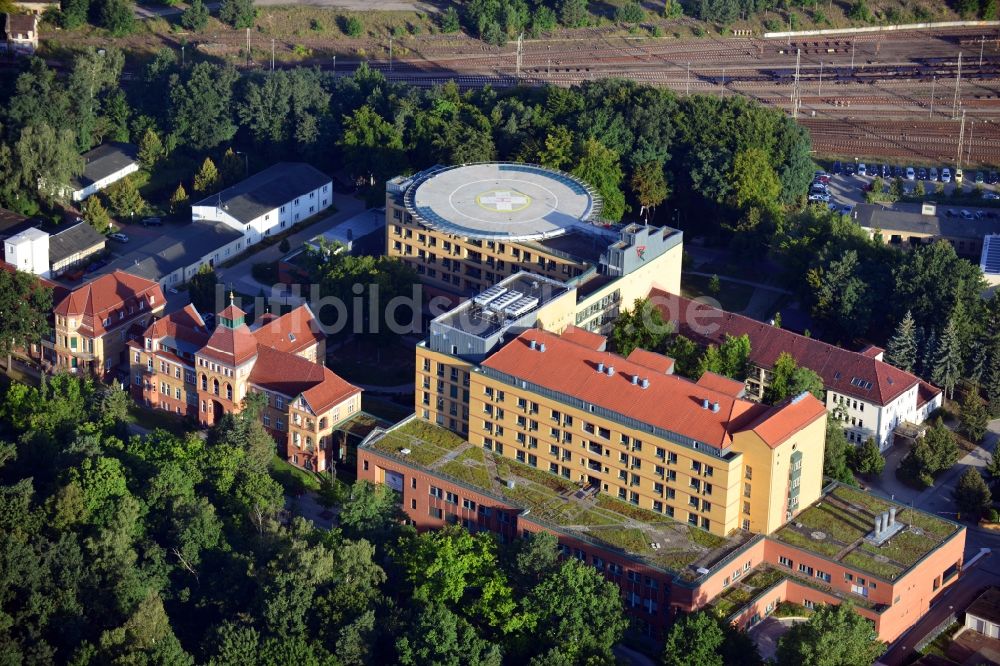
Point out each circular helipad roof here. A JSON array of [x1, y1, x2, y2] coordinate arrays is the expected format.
[[404, 163, 601, 241]]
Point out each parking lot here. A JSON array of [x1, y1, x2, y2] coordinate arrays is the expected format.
[[811, 162, 1000, 217]]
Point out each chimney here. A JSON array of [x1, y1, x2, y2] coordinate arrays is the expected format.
[[607, 365, 615, 376], [530, 340, 537, 350], [631, 375, 639, 385], [702, 398, 710, 409], [597, 362, 605, 373], [875, 514, 883, 535], [641, 378, 650, 389], [882, 511, 890, 531], [889, 506, 896, 526], [711, 402, 720, 413], [539, 343, 546, 353]]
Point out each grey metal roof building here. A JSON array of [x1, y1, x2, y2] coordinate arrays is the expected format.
[[70, 143, 139, 191], [193, 163, 331, 225], [49, 222, 105, 267], [99, 220, 243, 283]]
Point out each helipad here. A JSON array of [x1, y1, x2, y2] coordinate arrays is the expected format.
[[403, 163, 601, 241]]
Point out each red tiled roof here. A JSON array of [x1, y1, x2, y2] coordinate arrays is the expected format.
[[54, 270, 164, 336], [860, 345, 884, 359], [200, 321, 259, 366], [917, 380, 940, 408], [626, 348, 675, 374], [482, 329, 825, 450], [650, 290, 938, 407], [696, 371, 746, 398], [252, 304, 324, 355], [559, 325, 607, 351], [248, 345, 359, 413], [144, 304, 210, 348], [739, 393, 829, 448]]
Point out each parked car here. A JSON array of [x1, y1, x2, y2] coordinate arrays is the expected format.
[[832, 161, 843, 174], [881, 164, 891, 178], [857, 163, 867, 176], [917, 167, 928, 180], [989, 170, 999, 184], [844, 163, 856, 175], [945, 209, 958, 217], [905, 167, 915, 180], [976, 171, 985, 184], [168, 287, 179, 294], [942, 168, 952, 183], [930, 167, 939, 181], [840, 204, 853, 215], [814, 173, 831, 184], [808, 193, 832, 203], [960, 209, 974, 220], [142, 217, 162, 226], [955, 168, 964, 183], [984, 191, 1000, 200], [109, 233, 129, 243], [893, 165, 904, 178]]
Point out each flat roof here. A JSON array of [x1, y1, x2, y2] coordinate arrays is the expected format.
[[364, 418, 752, 581], [404, 163, 601, 241], [774, 483, 962, 581], [854, 203, 1000, 240], [525, 229, 608, 264], [432, 271, 570, 339]]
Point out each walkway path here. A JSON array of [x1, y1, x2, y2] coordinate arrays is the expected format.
[[685, 271, 793, 296]]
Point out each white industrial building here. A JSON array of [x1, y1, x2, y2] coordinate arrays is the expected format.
[[3, 222, 106, 278], [191, 163, 332, 246], [70, 143, 140, 202]]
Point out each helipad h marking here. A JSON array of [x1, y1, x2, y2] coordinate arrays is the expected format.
[[476, 189, 531, 212]]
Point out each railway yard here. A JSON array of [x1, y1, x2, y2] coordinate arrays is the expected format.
[[27, 22, 1000, 165], [352, 26, 1000, 166]]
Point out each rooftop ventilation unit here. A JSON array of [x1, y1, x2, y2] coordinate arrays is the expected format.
[[641, 378, 650, 389], [597, 362, 605, 373], [474, 285, 507, 307], [701, 398, 710, 409], [631, 375, 639, 385], [606, 366, 615, 376], [711, 402, 720, 413], [529, 340, 537, 350], [538, 343, 546, 352], [400, 448, 411, 455], [488, 290, 522, 313], [505, 296, 539, 318]]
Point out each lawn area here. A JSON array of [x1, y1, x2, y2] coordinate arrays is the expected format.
[[902, 508, 958, 540], [328, 338, 415, 387], [269, 454, 323, 493], [774, 526, 842, 558], [596, 494, 672, 524], [375, 418, 466, 466], [773, 601, 813, 618], [127, 404, 190, 436], [842, 549, 904, 580], [795, 501, 870, 544], [589, 526, 650, 553], [495, 456, 578, 494], [688, 526, 729, 549], [831, 485, 894, 516], [440, 446, 491, 488], [682, 273, 754, 312], [654, 550, 701, 571], [860, 530, 938, 568]]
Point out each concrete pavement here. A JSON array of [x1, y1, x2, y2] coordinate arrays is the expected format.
[[215, 193, 367, 301]]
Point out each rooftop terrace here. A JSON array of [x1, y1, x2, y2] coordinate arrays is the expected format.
[[774, 484, 961, 581], [365, 418, 753, 581]]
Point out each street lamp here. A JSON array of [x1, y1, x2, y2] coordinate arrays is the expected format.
[[235, 151, 249, 177]]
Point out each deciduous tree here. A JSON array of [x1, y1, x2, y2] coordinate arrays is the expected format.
[[193, 157, 221, 194], [662, 611, 724, 666], [137, 127, 165, 168], [573, 137, 627, 221], [84, 196, 112, 234], [219, 0, 255, 27], [0, 268, 53, 359], [776, 602, 883, 666], [104, 175, 147, 219]]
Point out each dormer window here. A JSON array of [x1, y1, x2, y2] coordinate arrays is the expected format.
[[288, 333, 296, 342], [139, 300, 145, 310], [150, 296, 155, 305], [145, 338, 151, 350], [119, 312, 124, 320], [103, 318, 110, 327]]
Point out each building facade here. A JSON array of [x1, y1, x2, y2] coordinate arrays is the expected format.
[[51, 270, 164, 376], [1, 13, 38, 55], [192, 163, 332, 245], [130, 301, 359, 472], [655, 291, 943, 450], [359, 421, 966, 643]]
